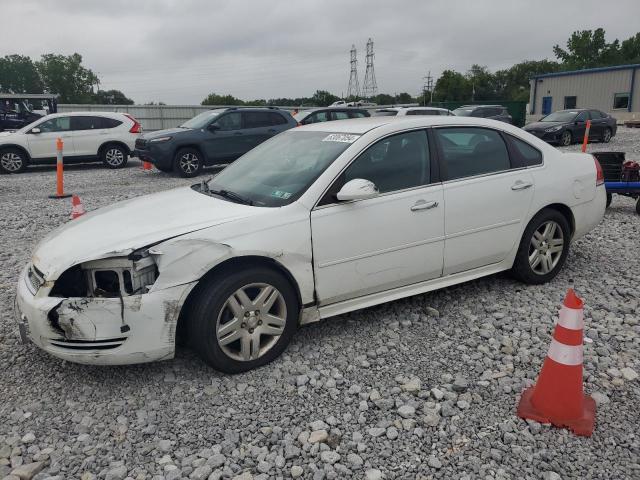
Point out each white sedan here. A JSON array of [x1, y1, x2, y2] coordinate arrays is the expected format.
[[15, 116, 606, 372]]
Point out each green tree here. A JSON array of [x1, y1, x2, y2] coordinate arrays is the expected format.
[[495, 60, 560, 101], [553, 28, 621, 69], [36, 53, 99, 103], [373, 93, 394, 105], [433, 70, 471, 101], [395, 92, 414, 104], [0, 55, 44, 93], [620, 32, 640, 63], [93, 89, 134, 105], [466, 65, 497, 101], [310, 90, 339, 107], [201, 93, 245, 106]]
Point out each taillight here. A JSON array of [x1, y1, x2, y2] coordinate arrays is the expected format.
[[593, 155, 604, 186], [125, 114, 142, 133]]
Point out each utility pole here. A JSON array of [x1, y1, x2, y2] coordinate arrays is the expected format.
[[362, 38, 377, 101], [347, 45, 360, 100], [422, 71, 433, 106]]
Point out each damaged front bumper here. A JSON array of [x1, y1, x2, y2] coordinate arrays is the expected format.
[[15, 264, 195, 365]]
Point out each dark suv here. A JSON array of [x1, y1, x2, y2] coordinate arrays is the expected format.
[[134, 107, 297, 177], [452, 105, 512, 124]]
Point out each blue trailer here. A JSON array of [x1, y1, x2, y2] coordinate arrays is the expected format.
[[594, 151, 640, 215]]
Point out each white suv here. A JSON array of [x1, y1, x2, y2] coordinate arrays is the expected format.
[[0, 112, 142, 174]]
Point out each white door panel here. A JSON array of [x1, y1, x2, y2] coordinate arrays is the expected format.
[[312, 185, 445, 305], [27, 132, 74, 159], [443, 170, 534, 275], [73, 130, 105, 156]]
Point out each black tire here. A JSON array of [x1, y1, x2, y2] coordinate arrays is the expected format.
[[155, 164, 173, 173], [511, 209, 571, 285], [559, 130, 572, 147], [602, 127, 612, 143], [606, 192, 613, 209], [173, 148, 202, 177], [100, 144, 128, 169], [0, 148, 29, 174], [636, 198, 640, 215], [188, 266, 298, 373]]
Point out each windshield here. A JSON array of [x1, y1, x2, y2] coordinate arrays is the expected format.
[[540, 111, 578, 122], [452, 108, 473, 116], [206, 130, 358, 207], [180, 109, 226, 129]]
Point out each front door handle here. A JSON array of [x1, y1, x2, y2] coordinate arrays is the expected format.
[[411, 200, 439, 211], [511, 181, 533, 191]]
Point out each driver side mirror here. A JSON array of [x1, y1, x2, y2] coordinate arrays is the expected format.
[[208, 123, 220, 132], [336, 178, 379, 201], [30, 127, 41, 134]]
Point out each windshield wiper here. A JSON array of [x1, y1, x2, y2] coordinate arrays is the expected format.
[[209, 188, 254, 206]]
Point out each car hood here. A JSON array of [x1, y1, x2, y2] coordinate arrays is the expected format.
[[0, 131, 15, 138], [32, 186, 262, 279], [142, 127, 191, 140], [524, 121, 563, 130]]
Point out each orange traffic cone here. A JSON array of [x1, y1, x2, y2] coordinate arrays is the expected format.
[[71, 195, 86, 219], [141, 160, 153, 171], [517, 289, 596, 436]]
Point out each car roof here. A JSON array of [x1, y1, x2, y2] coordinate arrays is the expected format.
[[43, 111, 130, 119], [295, 114, 513, 134], [456, 105, 504, 109]]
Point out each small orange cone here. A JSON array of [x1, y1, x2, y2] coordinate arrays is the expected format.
[[71, 195, 86, 219], [517, 289, 596, 436], [141, 160, 153, 171]]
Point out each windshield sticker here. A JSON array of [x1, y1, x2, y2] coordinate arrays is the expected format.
[[271, 190, 293, 199], [322, 133, 360, 143]]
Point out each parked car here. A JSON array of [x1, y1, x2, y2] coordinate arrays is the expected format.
[[347, 101, 377, 107], [134, 107, 297, 177], [293, 107, 370, 125], [0, 94, 58, 132], [523, 109, 617, 146], [373, 106, 454, 117], [0, 112, 142, 174], [330, 101, 347, 107], [16, 116, 606, 372], [452, 105, 513, 124]]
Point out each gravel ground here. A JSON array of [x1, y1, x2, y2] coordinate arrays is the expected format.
[[0, 129, 639, 480]]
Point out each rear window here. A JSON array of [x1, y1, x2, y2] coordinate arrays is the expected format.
[[101, 117, 123, 128], [406, 110, 440, 116], [348, 111, 368, 118], [269, 112, 288, 125], [506, 134, 543, 168], [71, 116, 103, 130]]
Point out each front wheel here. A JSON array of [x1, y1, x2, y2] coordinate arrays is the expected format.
[[602, 128, 612, 143], [511, 209, 571, 284], [173, 148, 202, 177], [188, 267, 298, 373], [0, 148, 29, 174], [101, 145, 128, 169], [559, 130, 572, 147]]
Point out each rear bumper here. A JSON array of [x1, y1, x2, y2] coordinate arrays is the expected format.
[[571, 185, 606, 241]]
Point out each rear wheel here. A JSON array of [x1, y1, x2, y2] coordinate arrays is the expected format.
[[636, 198, 640, 215], [602, 128, 612, 143], [512, 209, 571, 284], [188, 266, 298, 373], [559, 130, 572, 147], [0, 148, 28, 174], [101, 144, 128, 169], [173, 148, 202, 177], [606, 192, 613, 208]]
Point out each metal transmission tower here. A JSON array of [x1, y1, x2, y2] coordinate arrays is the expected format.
[[362, 38, 377, 100], [422, 71, 434, 106], [347, 45, 360, 99]]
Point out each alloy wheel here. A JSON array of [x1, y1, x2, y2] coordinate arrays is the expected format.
[[216, 283, 287, 362], [0, 152, 23, 172], [179, 153, 200, 174], [603, 129, 611, 143], [528, 220, 564, 275], [105, 148, 125, 166], [560, 131, 571, 146]]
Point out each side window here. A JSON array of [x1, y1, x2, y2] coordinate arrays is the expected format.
[[348, 111, 367, 118], [213, 112, 242, 131], [70, 116, 103, 131], [613, 93, 630, 110], [471, 109, 485, 118], [269, 112, 288, 125], [435, 127, 510, 181], [589, 110, 603, 120], [564, 96, 577, 109], [342, 130, 431, 194], [36, 117, 71, 133], [407, 110, 439, 116], [101, 117, 123, 129], [243, 112, 272, 129], [332, 111, 349, 120], [576, 111, 589, 122], [506, 134, 543, 168], [314, 111, 330, 123]]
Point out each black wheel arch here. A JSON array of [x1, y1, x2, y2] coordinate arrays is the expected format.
[[99, 141, 130, 156], [176, 255, 304, 342]]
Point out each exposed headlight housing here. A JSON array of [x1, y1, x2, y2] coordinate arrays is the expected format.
[[545, 125, 563, 133], [149, 136, 172, 143], [50, 249, 158, 298]]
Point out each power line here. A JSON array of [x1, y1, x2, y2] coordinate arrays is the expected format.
[[346, 44, 360, 99], [361, 38, 377, 100], [422, 71, 433, 106]]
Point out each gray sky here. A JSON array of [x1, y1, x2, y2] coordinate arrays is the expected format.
[[3, 0, 639, 104]]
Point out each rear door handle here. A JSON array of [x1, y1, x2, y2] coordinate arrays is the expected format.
[[511, 181, 533, 191], [411, 200, 438, 211]]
